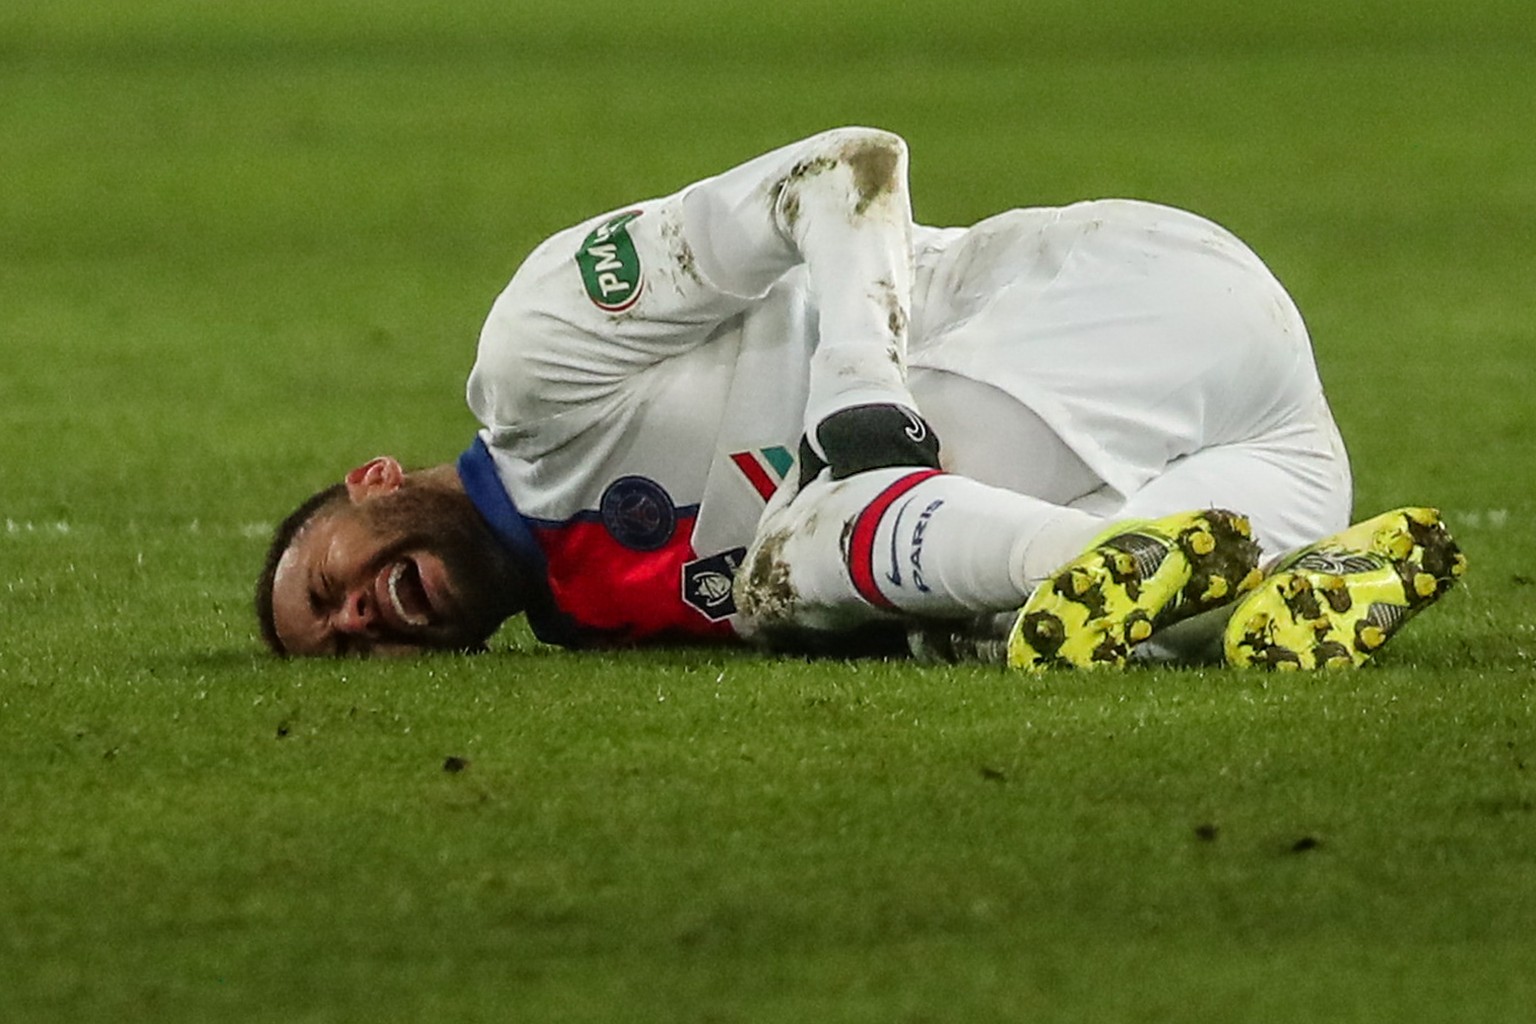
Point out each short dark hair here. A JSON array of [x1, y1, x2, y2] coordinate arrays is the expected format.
[[254, 482, 347, 655]]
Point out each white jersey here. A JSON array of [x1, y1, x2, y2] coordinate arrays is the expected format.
[[464, 128, 1345, 644]]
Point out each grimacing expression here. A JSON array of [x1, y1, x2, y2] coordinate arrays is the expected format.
[[269, 471, 522, 657]]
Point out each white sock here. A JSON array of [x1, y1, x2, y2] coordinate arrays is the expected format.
[[738, 469, 1110, 637], [1017, 509, 1109, 588], [856, 475, 1106, 614]]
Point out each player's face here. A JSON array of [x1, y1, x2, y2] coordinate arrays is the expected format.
[[269, 463, 522, 657]]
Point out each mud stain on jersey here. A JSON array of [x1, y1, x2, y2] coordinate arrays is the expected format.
[[769, 137, 899, 228], [780, 189, 801, 230], [873, 277, 908, 341], [845, 137, 899, 216], [771, 156, 837, 232], [661, 215, 704, 288]]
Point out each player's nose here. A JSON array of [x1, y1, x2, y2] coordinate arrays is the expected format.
[[332, 585, 379, 635]]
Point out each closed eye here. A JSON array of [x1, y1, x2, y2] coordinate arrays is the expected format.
[[309, 571, 339, 616]]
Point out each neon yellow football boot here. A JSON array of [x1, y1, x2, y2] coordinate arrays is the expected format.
[[1007, 509, 1263, 670], [1223, 507, 1468, 670]]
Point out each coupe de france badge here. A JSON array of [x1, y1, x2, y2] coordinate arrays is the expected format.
[[682, 548, 747, 621], [577, 210, 645, 312], [599, 475, 676, 551]]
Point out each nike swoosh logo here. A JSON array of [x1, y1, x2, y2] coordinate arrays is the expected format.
[[902, 408, 927, 444], [885, 496, 917, 587]]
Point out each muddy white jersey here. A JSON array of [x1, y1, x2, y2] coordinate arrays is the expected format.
[[463, 128, 1341, 644]]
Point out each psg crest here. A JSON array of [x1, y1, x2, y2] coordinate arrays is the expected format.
[[599, 475, 677, 551]]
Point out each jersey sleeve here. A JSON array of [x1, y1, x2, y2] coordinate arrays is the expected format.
[[468, 127, 919, 459], [684, 126, 920, 433]]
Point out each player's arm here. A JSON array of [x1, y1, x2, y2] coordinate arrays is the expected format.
[[680, 127, 931, 471], [471, 128, 933, 472]]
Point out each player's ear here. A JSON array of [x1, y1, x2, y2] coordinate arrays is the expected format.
[[344, 456, 405, 503]]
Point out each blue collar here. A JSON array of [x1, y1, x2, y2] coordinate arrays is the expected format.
[[456, 437, 546, 574], [455, 437, 583, 648]]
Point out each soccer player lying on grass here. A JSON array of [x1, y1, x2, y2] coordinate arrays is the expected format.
[[256, 127, 1465, 667]]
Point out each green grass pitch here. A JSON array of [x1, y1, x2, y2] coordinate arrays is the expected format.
[[3, 1, 1534, 1020]]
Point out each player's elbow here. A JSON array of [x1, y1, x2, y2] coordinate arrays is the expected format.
[[841, 129, 907, 208], [817, 126, 908, 158], [817, 127, 909, 199], [775, 128, 910, 235]]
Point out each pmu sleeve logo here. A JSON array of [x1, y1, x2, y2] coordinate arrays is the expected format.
[[576, 210, 645, 312]]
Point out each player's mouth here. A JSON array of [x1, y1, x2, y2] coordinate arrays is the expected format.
[[373, 556, 441, 634]]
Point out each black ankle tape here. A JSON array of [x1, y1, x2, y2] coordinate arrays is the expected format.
[[799, 403, 941, 488]]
